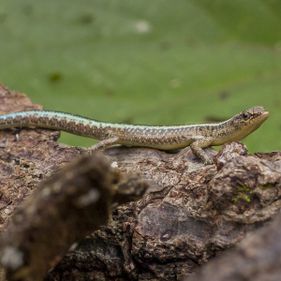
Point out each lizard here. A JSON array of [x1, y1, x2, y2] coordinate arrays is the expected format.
[[0, 106, 269, 164]]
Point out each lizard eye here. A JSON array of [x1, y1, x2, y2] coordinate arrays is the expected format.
[[242, 112, 251, 119]]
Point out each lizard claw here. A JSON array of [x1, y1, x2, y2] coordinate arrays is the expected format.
[[204, 157, 214, 165]]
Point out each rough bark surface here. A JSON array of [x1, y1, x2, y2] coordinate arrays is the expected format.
[[0, 85, 280, 281], [1, 154, 116, 281], [187, 211, 281, 281], [0, 153, 148, 281]]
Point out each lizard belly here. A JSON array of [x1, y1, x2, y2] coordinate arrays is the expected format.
[[119, 137, 193, 150]]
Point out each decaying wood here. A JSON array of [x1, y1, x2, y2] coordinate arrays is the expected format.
[[0, 85, 280, 281], [1, 154, 116, 281], [0, 153, 148, 281], [45, 145, 280, 281], [187, 211, 281, 281]]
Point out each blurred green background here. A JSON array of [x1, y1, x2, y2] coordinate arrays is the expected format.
[[0, 0, 280, 151]]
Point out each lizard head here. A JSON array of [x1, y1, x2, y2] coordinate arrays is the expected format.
[[230, 106, 269, 140]]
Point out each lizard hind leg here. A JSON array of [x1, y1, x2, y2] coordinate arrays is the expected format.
[[88, 137, 120, 155], [190, 138, 214, 165]]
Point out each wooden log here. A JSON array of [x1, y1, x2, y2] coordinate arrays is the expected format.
[[187, 211, 281, 281], [0, 85, 280, 281]]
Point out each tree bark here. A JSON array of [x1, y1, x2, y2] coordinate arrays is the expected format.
[[0, 152, 148, 281], [187, 211, 281, 281], [0, 85, 280, 281]]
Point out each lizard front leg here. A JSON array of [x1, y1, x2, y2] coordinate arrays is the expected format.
[[88, 136, 120, 155], [190, 138, 214, 165]]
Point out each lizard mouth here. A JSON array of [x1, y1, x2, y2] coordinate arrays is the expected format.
[[260, 110, 269, 121], [249, 109, 269, 132]]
